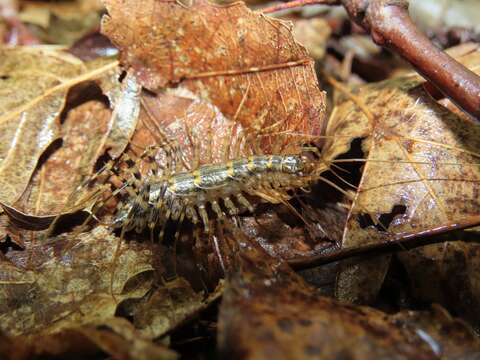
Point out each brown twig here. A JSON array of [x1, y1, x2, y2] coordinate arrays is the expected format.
[[263, 0, 480, 120], [261, 0, 339, 14], [342, 0, 480, 120], [288, 215, 480, 270]]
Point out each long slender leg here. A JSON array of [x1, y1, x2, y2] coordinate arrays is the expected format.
[[223, 196, 238, 216], [235, 193, 254, 213], [109, 223, 128, 302], [211, 200, 225, 220], [197, 204, 210, 234]]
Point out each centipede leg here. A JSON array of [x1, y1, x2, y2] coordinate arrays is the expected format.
[[223, 197, 238, 216], [236, 193, 254, 213], [198, 204, 210, 234], [211, 200, 225, 220]]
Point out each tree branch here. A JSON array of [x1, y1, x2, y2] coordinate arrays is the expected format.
[[263, 0, 480, 120], [342, 0, 480, 120], [261, 0, 339, 14]]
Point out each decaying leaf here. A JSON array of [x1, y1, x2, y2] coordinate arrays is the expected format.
[[0, 317, 177, 360], [321, 48, 480, 305], [13, 100, 111, 217], [391, 304, 480, 358], [0, 47, 84, 206], [218, 232, 480, 359], [292, 18, 331, 61], [101, 0, 326, 142], [133, 277, 223, 339], [137, 88, 250, 167], [18, 0, 104, 45], [0, 49, 141, 227], [0, 226, 153, 336]]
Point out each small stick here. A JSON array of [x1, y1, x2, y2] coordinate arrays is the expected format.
[[343, 0, 480, 120], [262, 0, 480, 120], [288, 215, 480, 270], [261, 0, 340, 14]]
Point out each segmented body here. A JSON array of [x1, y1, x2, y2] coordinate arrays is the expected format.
[[111, 154, 315, 234]]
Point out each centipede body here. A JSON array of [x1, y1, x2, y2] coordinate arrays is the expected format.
[[109, 153, 319, 236]]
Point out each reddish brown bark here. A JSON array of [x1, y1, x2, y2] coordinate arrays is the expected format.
[[263, 0, 480, 120], [342, 0, 480, 120]]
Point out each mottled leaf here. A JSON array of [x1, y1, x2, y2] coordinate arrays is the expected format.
[[18, 0, 104, 45], [0, 52, 141, 227], [133, 277, 223, 339], [322, 48, 480, 304], [0, 47, 120, 207], [218, 232, 480, 359], [0, 226, 153, 336]]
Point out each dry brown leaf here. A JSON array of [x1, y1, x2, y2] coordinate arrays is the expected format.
[[0, 47, 120, 207], [398, 239, 480, 329], [391, 304, 480, 359], [134, 88, 254, 168], [321, 49, 480, 304], [0, 226, 154, 336], [0, 47, 84, 206], [218, 233, 480, 359], [0, 53, 141, 228], [13, 100, 111, 216], [101, 0, 326, 141]]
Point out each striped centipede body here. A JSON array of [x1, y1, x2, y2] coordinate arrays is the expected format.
[[108, 153, 320, 236]]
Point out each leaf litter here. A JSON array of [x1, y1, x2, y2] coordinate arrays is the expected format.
[[0, 0, 480, 358]]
